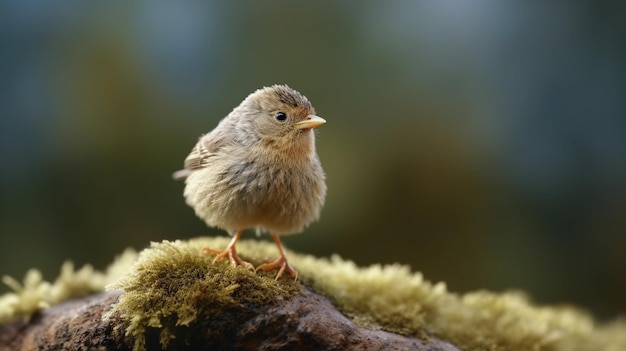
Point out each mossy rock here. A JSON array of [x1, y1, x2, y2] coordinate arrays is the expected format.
[[2, 236, 626, 351]]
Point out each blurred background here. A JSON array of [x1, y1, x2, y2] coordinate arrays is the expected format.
[[1, 2, 625, 320]]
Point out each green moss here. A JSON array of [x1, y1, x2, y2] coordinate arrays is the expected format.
[[105, 239, 300, 350], [0, 248, 137, 324], [286, 246, 626, 351], [2, 236, 626, 351]]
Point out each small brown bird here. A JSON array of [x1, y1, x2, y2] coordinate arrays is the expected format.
[[173, 85, 326, 280]]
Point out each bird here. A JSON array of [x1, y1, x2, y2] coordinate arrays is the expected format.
[[173, 85, 327, 280]]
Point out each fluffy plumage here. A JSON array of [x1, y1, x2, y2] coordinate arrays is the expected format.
[[174, 85, 327, 279]]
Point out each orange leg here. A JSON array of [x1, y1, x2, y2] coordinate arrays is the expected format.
[[255, 234, 297, 280], [203, 229, 254, 270]]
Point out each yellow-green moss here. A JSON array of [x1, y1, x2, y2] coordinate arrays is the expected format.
[[0, 248, 137, 324], [104, 239, 300, 350], [2, 236, 626, 351]]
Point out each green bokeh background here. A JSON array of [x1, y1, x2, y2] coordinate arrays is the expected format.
[[1, 2, 625, 319]]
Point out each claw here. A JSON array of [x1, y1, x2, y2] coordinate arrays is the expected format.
[[203, 247, 254, 270], [255, 234, 297, 280], [202, 229, 254, 271], [256, 255, 297, 280]]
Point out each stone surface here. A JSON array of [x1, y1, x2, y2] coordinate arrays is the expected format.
[[0, 287, 460, 351]]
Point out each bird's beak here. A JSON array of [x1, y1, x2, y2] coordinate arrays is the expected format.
[[294, 115, 326, 130]]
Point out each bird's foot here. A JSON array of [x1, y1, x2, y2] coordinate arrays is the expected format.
[[203, 246, 254, 271], [256, 256, 298, 281]]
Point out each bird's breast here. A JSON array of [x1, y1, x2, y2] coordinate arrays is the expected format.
[[184, 151, 325, 235], [234, 157, 325, 233]]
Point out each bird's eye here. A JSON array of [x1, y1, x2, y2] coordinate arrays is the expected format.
[[275, 112, 287, 122]]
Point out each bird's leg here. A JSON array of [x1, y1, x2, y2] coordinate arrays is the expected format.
[[255, 234, 298, 280], [203, 229, 254, 270]]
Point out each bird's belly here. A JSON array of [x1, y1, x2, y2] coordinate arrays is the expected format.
[[184, 164, 324, 235]]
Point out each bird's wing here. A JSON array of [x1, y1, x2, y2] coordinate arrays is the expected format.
[[172, 131, 226, 180]]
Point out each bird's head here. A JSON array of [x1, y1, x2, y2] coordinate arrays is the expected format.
[[238, 85, 326, 150]]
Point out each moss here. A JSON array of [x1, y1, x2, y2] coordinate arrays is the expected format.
[[2, 236, 626, 351], [0, 248, 137, 324], [287, 247, 626, 351], [104, 239, 300, 350]]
